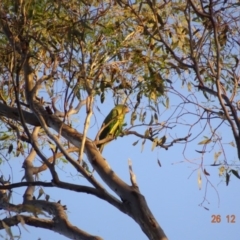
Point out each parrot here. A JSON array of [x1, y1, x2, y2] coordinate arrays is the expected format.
[[97, 105, 129, 153]]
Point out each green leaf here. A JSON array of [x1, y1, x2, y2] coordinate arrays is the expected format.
[[100, 92, 105, 103], [45, 194, 50, 201], [231, 169, 240, 179], [0, 134, 10, 141], [141, 139, 146, 152], [151, 138, 158, 151], [226, 172, 230, 186], [198, 169, 202, 190], [165, 97, 169, 109], [149, 115, 154, 125], [210, 163, 221, 166], [219, 166, 225, 176], [229, 141, 235, 147], [214, 151, 221, 164], [154, 112, 158, 123], [195, 150, 206, 154], [2, 220, 13, 239], [158, 135, 166, 145], [49, 142, 56, 151], [148, 105, 157, 112], [132, 140, 139, 146], [60, 157, 68, 164], [141, 111, 146, 122], [37, 188, 45, 199], [203, 91, 209, 100], [8, 144, 13, 154], [131, 112, 137, 126], [144, 129, 150, 137], [203, 168, 210, 176], [198, 138, 211, 145]]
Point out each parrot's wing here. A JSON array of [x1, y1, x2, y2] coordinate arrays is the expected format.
[[99, 108, 119, 140], [103, 108, 119, 126], [97, 105, 128, 153], [108, 105, 128, 136]]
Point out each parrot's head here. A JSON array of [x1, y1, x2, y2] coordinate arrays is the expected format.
[[123, 105, 130, 113], [115, 104, 130, 116]]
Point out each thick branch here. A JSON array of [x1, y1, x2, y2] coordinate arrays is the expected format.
[[0, 180, 125, 212], [1, 215, 102, 240]]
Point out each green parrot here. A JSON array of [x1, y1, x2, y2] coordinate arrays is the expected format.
[[97, 105, 129, 153]]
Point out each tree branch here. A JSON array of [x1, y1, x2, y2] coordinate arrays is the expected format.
[[1, 214, 103, 240], [0, 180, 126, 213]]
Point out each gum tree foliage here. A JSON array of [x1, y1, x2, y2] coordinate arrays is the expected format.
[[0, 0, 240, 239]]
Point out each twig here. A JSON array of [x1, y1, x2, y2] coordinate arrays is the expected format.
[[78, 95, 93, 163]]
